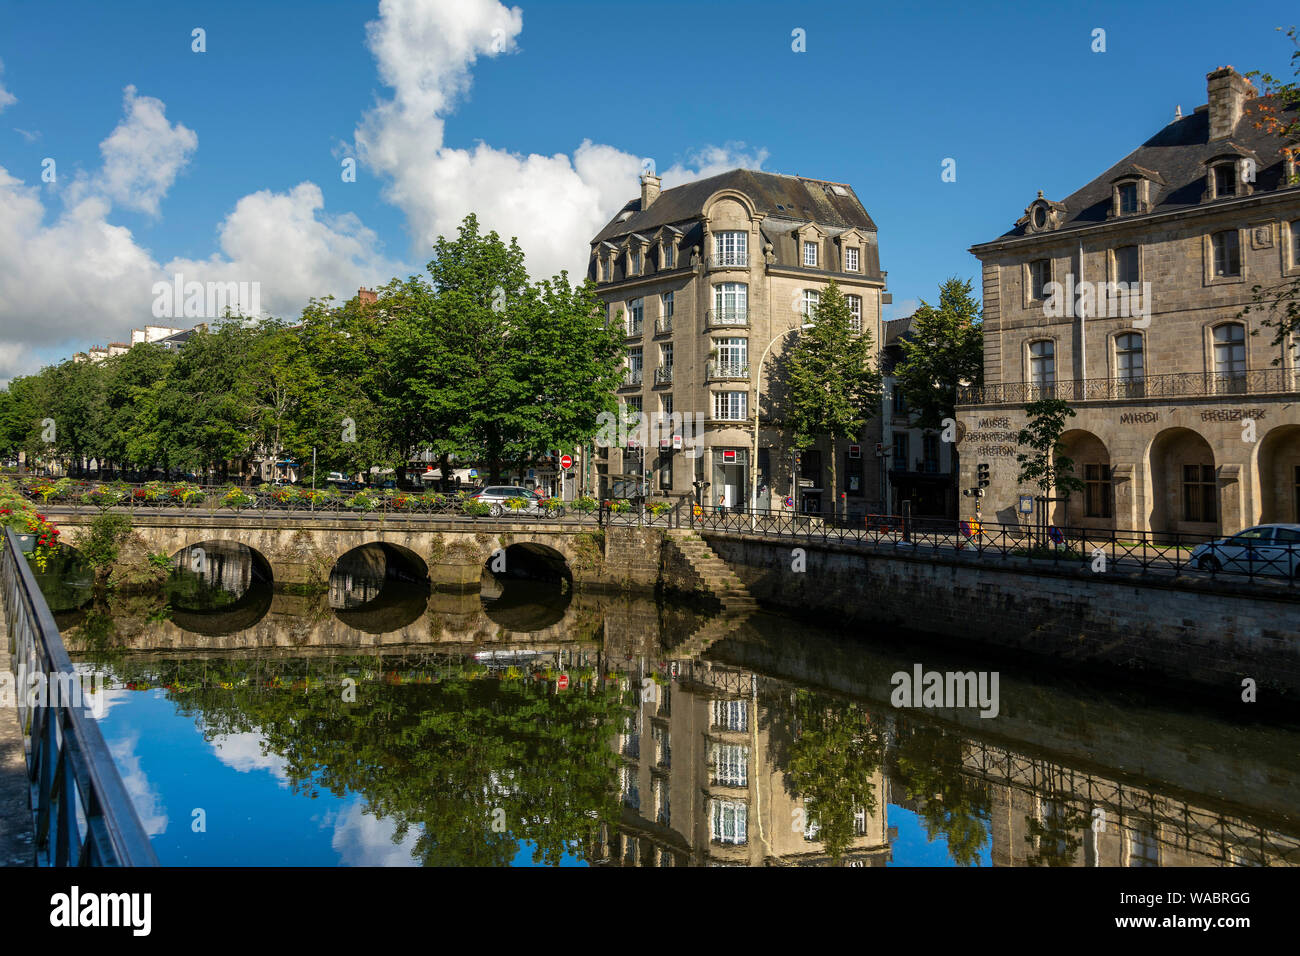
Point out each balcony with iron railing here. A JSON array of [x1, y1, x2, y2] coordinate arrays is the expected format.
[[707, 361, 750, 382], [655, 315, 673, 335], [623, 367, 643, 387], [709, 253, 749, 270], [956, 368, 1300, 406], [626, 319, 644, 338], [706, 308, 749, 329], [654, 365, 673, 385]]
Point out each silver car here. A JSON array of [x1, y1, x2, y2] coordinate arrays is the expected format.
[[1190, 523, 1300, 578], [471, 485, 541, 517]]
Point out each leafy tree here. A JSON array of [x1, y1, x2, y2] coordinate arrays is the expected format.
[[784, 281, 883, 519], [890, 723, 991, 866], [1240, 27, 1300, 349], [101, 343, 176, 476], [893, 278, 984, 430], [1015, 398, 1085, 497]]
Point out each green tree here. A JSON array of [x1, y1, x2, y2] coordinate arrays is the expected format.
[[1240, 27, 1300, 348], [1015, 398, 1085, 507], [101, 343, 177, 476], [890, 723, 991, 866], [784, 281, 883, 519]]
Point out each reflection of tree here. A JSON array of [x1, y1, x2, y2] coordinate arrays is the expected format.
[[890, 723, 991, 867], [100, 656, 632, 866], [1023, 798, 1087, 867], [765, 689, 883, 862]]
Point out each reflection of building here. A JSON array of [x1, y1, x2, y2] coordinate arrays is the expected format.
[[589, 169, 889, 514], [965, 739, 1298, 867], [959, 66, 1300, 536], [593, 659, 891, 866], [880, 315, 956, 517]]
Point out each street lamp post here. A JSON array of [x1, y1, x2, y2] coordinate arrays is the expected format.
[[751, 322, 813, 530]]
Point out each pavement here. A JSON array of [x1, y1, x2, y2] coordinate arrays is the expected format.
[[0, 600, 34, 867]]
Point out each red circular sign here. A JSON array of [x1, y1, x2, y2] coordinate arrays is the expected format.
[[557, 674, 569, 690], [560, 455, 573, 470]]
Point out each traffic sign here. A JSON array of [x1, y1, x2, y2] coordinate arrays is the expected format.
[[560, 454, 573, 470], [784, 495, 794, 509], [557, 674, 569, 690]]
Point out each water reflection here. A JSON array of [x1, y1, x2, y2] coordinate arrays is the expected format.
[[45, 578, 1300, 867]]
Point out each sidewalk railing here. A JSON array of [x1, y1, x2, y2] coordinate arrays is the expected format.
[[1, 525, 159, 866]]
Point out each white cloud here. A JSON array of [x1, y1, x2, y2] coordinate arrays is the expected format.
[[355, 0, 766, 279], [328, 795, 423, 866], [13, 128, 40, 144], [108, 731, 170, 837], [0, 59, 16, 113], [208, 731, 289, 783], [92, 85, 198, 215]]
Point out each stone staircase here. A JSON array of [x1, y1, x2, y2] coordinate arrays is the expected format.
[[665, 532, 759, 613]]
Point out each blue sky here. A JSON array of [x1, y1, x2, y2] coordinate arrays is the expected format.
[[0, 0, 1295, 380]]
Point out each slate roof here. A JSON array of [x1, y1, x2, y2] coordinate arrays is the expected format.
[[592, 169, 877, 243], [978, 95, 1298, 246], [590, 169, 881, 283]]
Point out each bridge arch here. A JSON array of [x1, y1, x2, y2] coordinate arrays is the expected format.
[[329, 542, 431, 633], [166, 540, 275, 633]]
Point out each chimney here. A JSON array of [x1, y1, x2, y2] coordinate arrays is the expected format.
[[640, 173, 661, 210], [1206, 66, 1255, 141], [358, 286, 378, 306]]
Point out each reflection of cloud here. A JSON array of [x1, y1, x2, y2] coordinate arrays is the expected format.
[[328, 796, 422, 867], [208, 732, 289, 786], [108, 731, 169, 837]]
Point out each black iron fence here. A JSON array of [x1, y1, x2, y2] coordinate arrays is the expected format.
[[683, 506, 1300, 588], [1, 525, 159, 866], [957, 368, 1299, 406]]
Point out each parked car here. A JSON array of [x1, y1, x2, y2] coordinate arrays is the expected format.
[[472, 485, 542, 517], [1190, 524, 1300, 578], [326, 472, 348, 484]]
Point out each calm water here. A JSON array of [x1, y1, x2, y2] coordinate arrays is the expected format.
[[40, 543, 1300, 867]]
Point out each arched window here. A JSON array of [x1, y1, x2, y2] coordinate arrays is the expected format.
[[1212, 323, 1246, 393], [1029, 340, 1055, 397], [1115, 332, 1144, 397], [801, 288, 821, 318]]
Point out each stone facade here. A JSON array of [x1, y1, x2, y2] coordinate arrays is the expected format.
[[589, 169, 889, 517], [958, 66, 1300, 537]]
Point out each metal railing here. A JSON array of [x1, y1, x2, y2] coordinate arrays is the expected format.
[[623, 367, 643, 386], [708, 254, 748, 270], [958, 368, 1299, 406], [706, 309, 749, 328], [706, 361, 749, 381], [680, 506, 1300, 588], [654, 366, 673, 385], [2, 526, 159, 866], [655, 316, 673, 335]]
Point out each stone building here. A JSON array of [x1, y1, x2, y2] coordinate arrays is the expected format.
[[957, 66, 1300, 538], [881, 315, 957, 517], [588, 169, 889, 515]]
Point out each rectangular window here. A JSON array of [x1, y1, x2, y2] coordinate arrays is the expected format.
[[712, 391, 747, 421], [621, 766, 640, 810], [662, 291, 674, 318], [711, 699, 748, 731], [1212, 230, 1241, 277], [922, 434, 940, 473], [1214, 163, 1236, 198], [803, 241, 818, 267], [630, 249, 641, 275], [844, 246, 859, 272], [660, 393, 673, 417], [758, 447, 770, 488], [801, 288, 820, 317], [654, 776, 670, 825], [1292, 222, 1300, 267], [662, 244, 675, 269], [715, 336, 747, 375], [1213, 323, 1246, 393], [711, 799, 748, 845], [713, 231, 747, 267], [712, 744, 749, 787], [1084, 463, 1112, 518], [1182, 464, 1216, 523], [661, 342, 673, 370], [893, 387, 907, 414], [847, 295, 863, 333], [1029, 259, 1051, 300], [654, 725, 671, 768], [628, 298, 644, 334], [845, 452, 863, 493], [800, 448, 822, 488], [893, 433, 909, 472], [624, 395, 642, 415], [1118, 182, 1138, 214], [1029, 340, 1055, 395], [713, 283, 748, 324], [1115, 246, 1139, 285]]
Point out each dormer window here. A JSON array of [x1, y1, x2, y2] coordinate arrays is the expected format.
[[662, 243, 675, 269], [1024, 193, 1063, 233], [1118, 182, 1138, 214], [844, 246, 859, 272], [803, 241, 818, 267], [630, 248, 642, 275], [1032, 205, 1047, 229]]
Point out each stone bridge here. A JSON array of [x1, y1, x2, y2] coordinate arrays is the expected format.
[[48, 511, 666, 591]]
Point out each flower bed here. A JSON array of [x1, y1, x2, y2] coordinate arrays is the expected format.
[[0, 481, 62, 571]]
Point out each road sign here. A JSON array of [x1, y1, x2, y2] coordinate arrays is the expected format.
[[784, 496, 794, 509], [1019, 494, 1033, 513], [557, 674, 569, 690], [469, 469, 478, 478], [560, 454, 573, 470]]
